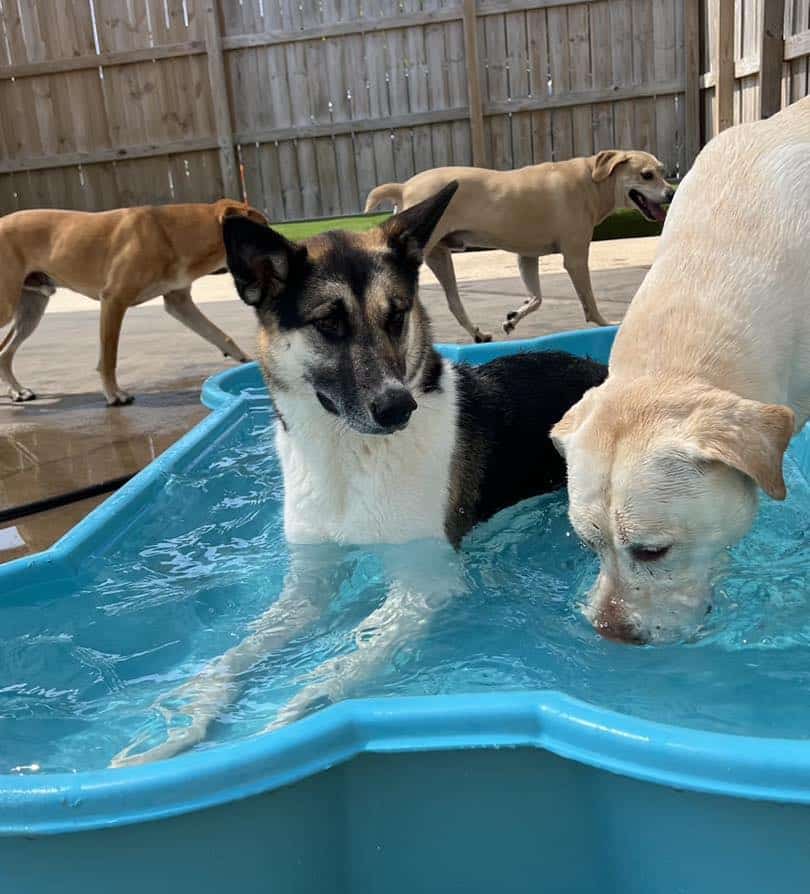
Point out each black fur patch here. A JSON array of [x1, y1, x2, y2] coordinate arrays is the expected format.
[[446, 351, 607, 547], [419, 348, 444, 394]]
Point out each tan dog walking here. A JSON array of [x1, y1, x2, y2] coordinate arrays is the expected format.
[[365, 151, 673, 342], [0, 199, 267, 405]]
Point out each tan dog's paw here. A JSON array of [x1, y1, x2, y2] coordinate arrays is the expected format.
[[106, 390, 135, 407], [10, 387, 36, 402], [473, 328, 493, 343], [586, 313, 616, 327], [223, 340, 251, 363], [224, 350, 251, 363]]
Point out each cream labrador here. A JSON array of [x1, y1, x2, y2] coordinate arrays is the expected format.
[[364, 151, 673, 341], [551, 97, 810, 644]]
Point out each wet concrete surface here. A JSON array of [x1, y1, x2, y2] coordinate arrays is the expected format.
[[0, 240, 656, 563]]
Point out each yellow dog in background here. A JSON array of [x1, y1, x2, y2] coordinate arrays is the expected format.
[[0, 199, 267, 405]]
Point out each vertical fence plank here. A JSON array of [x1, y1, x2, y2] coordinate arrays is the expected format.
[[446, 18, 472, 165], [426, 20, 453, 168], [568, 3, 594, 156], [484, 13, 513, 168], [462, 0, 487, 165], [527, 7, 553, 161], [715, 0, 736, 131], [653, 0, 679, 172], [505, 10, 533, 167], [759, 0, 786, 115], [547, 4, 575, 159], [684, 0, 702, 165], [590, 1, 616, 151], [364, 27, 396, 199], [204, 1, 239, 198], [386, 27, 416, 185]]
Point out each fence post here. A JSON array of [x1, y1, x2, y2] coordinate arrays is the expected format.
[[462, 0, 487, 167], [758, 0, 786, 118], [684, 0, 701, 166], [204, 1, 240, 199], [714, 0, 735, 134]]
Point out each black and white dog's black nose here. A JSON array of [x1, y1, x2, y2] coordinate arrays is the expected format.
[[370, 387, 417, 430]]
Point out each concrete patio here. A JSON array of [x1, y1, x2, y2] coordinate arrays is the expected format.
[[0, 237, 657, 563]]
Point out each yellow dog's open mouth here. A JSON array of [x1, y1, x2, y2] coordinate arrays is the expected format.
[[629, 189, 668, 223]]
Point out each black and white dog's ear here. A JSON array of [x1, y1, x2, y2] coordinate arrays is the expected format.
[[223, 216, 307, 308], [382, 180, 459, 264]]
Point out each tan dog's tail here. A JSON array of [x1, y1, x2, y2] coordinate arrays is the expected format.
[[364, 182, 403, 213]]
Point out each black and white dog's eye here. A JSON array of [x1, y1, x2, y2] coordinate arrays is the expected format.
[[630, 544, 671, 563], [313, 315, 346, 339], [387, 310, 406, 337], [641, 171, 654, 181]]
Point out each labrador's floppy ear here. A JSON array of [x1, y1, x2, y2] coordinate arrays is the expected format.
[[550, 387, 602, 458], [679, 389, 795, 500], [223, 215, 307, 308], [591, 150, 630, 183], [381, 180, 459, 264]]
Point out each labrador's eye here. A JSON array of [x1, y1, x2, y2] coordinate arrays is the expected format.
[[387, 310, 406, 338], [641, 171, 654, 181], [313, 315, 346, 339], [630, 544, 671, 563]]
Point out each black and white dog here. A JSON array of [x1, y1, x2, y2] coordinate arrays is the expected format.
[[112, 183, 606, 767]]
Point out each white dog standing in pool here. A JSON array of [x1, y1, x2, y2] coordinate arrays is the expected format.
[[552, 97, 810, 645]]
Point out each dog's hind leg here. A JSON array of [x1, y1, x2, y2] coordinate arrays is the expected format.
[[425, 246, 492, 343], [562, 246, 613, 327], [163, 288, 250, 363], [109, 545, 347, 767], [0, 285, 50, 402], [503, 256, 543, 334], [269, 544, 464, 730]]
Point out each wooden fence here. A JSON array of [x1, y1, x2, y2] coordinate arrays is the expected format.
[[699, 0, 810, 136], [0, 0, 804, 222]]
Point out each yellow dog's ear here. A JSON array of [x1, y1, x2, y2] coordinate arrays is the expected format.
[[550, 387, 601, 458], [591, 150, 630, 183], [679, 389, 795, 500]]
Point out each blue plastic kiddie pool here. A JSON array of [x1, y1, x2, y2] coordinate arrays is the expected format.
[[1, 326, 810, 894]]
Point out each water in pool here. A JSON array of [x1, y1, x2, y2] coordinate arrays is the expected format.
[[2, 400, 809, 773]]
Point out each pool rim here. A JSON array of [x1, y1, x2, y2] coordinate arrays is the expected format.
[[2, 326, 810, 837]]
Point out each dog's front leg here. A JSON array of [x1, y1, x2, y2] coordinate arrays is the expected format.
[[268, 543, 464, 730], [163, 288, 251, 363], [98, 297, 135, 405], [562, 248, 613, 327], [109, 544, 346, 767]]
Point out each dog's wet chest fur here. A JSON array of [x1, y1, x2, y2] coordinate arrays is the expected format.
[[276, 361, 458, 545], [278, 350, 607, 548]]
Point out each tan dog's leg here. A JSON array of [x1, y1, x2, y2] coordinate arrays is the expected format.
[[562, 246, 612, 327], [163, 288, 250, 363], [98, 298, 134, 406], [503, 256, 543, 334], [0, 288, 49, 402], [425, 246, 492, 343]]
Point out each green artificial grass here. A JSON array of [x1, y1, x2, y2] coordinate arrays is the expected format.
[[275, 213, 389, 240], [274, 207, 664, 244]]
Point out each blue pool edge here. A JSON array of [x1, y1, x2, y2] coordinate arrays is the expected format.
[[3, 324, 810, 837]]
